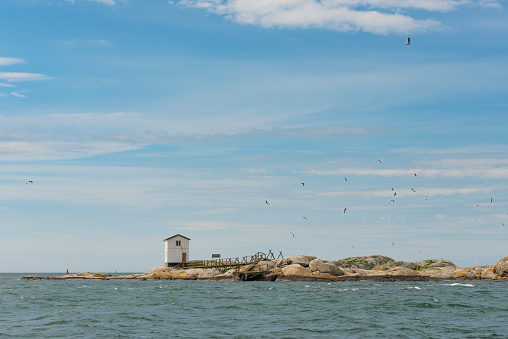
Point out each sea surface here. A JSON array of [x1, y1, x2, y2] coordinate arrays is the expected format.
[[1, 273, 507, 338]]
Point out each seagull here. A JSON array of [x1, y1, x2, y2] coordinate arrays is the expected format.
[[303, 216, 307, 220], [476, 204, 480, 207], [265, 200, 269, 205], [378, 158, 383, 163], [414, 173, 418, 176], [424, 196, 428, 200], [491, 197, 493, 203], [393, 192, 397, 196], [344, 177, 348, 182], [290, 232, 295, 237], [502, 223, 505, 227], [390, 200, 395, 203], [301, 182, 304, 186], [392, 242, 395, 246], [406, 37, 411, 45], [392, 188, 394, 190], [411, 188, 416, 192], [26, 180, 33, 185], [344, 207, 347, 213]]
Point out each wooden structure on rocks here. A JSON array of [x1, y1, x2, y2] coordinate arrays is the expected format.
[[181, 250, 283, 274]]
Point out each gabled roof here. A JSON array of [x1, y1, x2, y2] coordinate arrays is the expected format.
[[163, 234, 191, 241]]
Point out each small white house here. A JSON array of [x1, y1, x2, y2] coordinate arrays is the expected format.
[[163, 234, 190, 266]]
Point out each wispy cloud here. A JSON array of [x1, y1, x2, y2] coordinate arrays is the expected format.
[[86, 0, 116, 5], [0, 83, 15, 87], [9, 92, 26, 98], [178, 0, 451, 34], [478, 0, 502, 8], [0, 72, 52, 82], [0, 57, 25, 67]]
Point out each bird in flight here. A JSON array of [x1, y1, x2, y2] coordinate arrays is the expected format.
[[302, 216, 307, 220], [491, 197, 493, 203], [344, 177, 348, 182], [389, 200, 395, 203], [26, 180, 33, 185], [301, 182, 304, 186], [424, 196, 428, 200], [406, 37, 411, 45], [378, 158, 383, 163], [344, 207, 347, 213], [392, 242, 395, 246], [502, 223, 505, 227], [414, 173, 418, 176], [265, 200, 269, 205], [476, 204, 480, 207], [411, 188, 416, 192], [393, 192, 397, 197], [290, 232, 295, 237]]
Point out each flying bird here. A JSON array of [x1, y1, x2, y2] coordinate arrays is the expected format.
[[344, 177, 348, 182], [290, 232, 295, 237], [502, 223, 505, 227], [476, 204, 480, 207], [414, 173, 418, 176], [491, 197, 493, 203], [265, 200, 269, 205], [389, 200, 395, 203], [406, 37, 411, 45], [393, 192, 397, 197], [344, 207, 347, 213], [26, 180, 33, 185], [301, 182, 304, 186], [425, 196, 428, 200], [411, 188, 416, 192], [303, 216, 307, 220], [378, 158, 383, 163], [392, 242, 395, 246]]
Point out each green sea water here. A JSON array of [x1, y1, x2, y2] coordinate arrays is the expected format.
[[1, 273, 507, 338]]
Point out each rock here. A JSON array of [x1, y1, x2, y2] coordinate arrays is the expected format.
[[373, 261, 417, 271], [493, 256, 508, 278], [282, 255, 317, 267], [20, 275, 44, 280], [481, 266, 495, 279], [309, 259, 344, 276], [281, 264, 313, 277], [415, 258, 455, 268], [337, 255, 394, 270]]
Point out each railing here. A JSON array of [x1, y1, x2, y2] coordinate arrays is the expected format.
[[181, 250, 283, 272]]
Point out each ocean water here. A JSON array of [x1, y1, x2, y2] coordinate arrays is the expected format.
[[1, 274, 507, 338]]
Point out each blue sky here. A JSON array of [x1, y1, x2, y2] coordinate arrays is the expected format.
[[1, 0, 507, 272]]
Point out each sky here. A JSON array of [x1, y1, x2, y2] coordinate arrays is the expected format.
[[1, 0, 507, 272]]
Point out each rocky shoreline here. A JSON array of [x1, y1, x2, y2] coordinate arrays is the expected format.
[[21, 255, 508, 282]]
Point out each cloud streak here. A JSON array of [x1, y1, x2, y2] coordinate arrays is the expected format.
[[0, 72, 52, 82]]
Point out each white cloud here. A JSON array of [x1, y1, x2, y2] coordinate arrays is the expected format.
[[0, 72, 52, 82], [86, 0, 116, 5], [9, 92, 26, 98], [178, 0, 452, 34], [0, 57, 25, 67], [0, 83, 15, 87], [478, 0, 502, 8]]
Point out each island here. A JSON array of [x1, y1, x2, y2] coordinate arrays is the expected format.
[[21, 255, 508, 282]]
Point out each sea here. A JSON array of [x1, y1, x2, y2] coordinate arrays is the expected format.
[[1, 273, 507, 338]]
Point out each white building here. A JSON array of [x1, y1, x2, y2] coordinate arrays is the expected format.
[[163, 234, 190, 266]]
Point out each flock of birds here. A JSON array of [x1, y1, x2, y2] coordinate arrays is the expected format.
[[264, 155, 506, 241]]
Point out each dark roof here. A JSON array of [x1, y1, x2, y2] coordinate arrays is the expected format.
[[163, 234, 191, 241]]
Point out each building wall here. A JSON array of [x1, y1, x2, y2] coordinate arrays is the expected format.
[[164, 236, 190, 264]]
